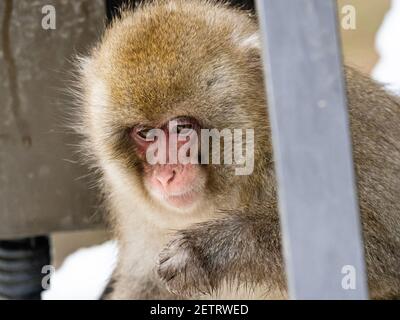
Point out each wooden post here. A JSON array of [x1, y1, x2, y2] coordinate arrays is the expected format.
[[255, 0, 368, 299]]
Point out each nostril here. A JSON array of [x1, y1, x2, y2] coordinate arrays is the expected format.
[[169, 169, 176, 184]]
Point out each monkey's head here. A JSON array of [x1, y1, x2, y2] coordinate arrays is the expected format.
[[79, 1, 270, 215]]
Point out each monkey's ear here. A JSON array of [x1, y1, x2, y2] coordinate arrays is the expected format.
[[234, 31, 262, 66], [236, 32, 261, 52], [234, 31, 262, 67]]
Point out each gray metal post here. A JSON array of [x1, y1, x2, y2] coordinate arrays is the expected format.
[[255, 0, 368, 299]]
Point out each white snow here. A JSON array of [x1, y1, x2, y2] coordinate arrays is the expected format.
[[42, 241, 118, 300], [372, 0, 400, 93]]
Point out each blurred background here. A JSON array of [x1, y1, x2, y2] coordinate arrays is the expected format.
[[339, 0, 390, 74], [0, 0, 399, 299]]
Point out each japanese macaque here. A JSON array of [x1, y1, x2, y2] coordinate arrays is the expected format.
[[75, 0, 400, 299]]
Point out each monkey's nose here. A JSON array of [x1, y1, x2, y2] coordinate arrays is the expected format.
[[155, 169, 176, 189]]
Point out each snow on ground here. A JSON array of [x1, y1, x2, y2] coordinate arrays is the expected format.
[[42, 1, 400, 300], [372, 0, 400, 93], [42, 241, 118, 300]]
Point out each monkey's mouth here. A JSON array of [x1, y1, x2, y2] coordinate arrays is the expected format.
[[164, 189, 200, 208], [145, 179, 205, 210]]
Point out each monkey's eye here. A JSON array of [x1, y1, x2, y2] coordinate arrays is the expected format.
[[132, 127, 152, 140], [176, 123, 194, 134]]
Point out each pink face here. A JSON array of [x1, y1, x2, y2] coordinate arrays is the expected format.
[[130, 117, 206, 209]]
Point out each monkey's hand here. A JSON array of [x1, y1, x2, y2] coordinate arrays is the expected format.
[[158, 231, 212, 297], [157, 210, 284, 297]]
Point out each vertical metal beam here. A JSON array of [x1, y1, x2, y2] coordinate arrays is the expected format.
[[255, 0, 368, 299]]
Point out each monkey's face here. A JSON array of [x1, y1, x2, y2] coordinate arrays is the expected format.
[[129, 117, 207, 210], [82, 4, 269, 213]]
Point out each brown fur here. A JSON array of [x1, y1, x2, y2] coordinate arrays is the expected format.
[[75, 0, 400, 299]]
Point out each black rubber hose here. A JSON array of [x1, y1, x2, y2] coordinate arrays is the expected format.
[[0, 236, 51, 300]]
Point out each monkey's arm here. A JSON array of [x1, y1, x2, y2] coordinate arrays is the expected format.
[[157, 209, 286, 297]]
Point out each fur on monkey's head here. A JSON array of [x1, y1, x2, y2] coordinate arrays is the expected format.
[[77, 0, 273, 214]]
